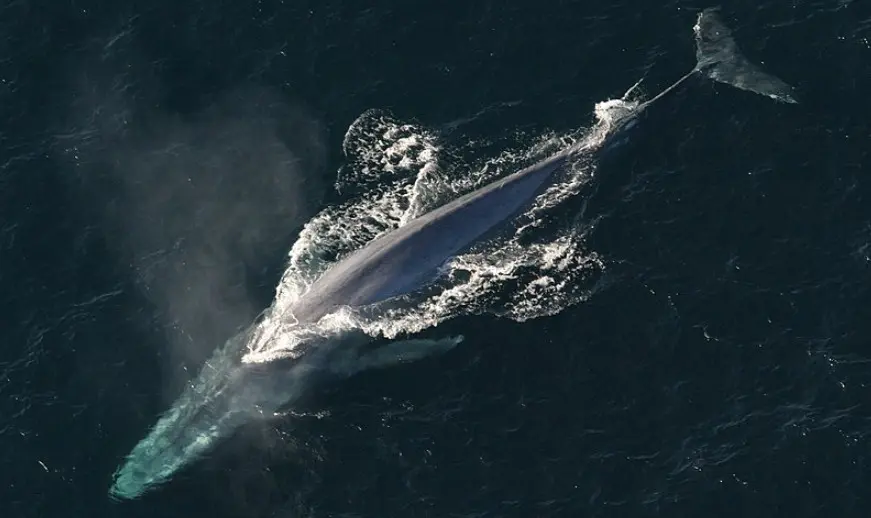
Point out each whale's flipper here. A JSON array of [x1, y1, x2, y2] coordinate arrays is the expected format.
[[329, 335, 465, 376], [693, 8, 798, 103]]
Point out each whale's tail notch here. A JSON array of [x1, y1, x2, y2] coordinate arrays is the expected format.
[[693, 7, 798, 103]]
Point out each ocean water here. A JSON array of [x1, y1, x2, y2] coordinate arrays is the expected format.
[[2, 1, 870, 517]]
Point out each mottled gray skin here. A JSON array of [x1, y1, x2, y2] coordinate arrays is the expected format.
[[290, 149, 574, 323]]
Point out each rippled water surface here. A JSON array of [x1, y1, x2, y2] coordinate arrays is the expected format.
[[1, 1, 870, 517]]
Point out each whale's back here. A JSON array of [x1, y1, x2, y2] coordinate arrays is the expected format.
[[290, 150, 570, 323]]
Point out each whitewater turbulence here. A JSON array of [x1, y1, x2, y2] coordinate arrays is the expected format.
[[109, 8, 797, 500]]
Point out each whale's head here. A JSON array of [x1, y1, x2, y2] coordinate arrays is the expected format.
[[108, 327, 319, 500]]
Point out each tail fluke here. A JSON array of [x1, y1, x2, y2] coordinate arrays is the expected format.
[[693, 8, 798, 103]]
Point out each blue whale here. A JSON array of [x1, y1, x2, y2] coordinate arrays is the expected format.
[[109, 9, 796, 500]]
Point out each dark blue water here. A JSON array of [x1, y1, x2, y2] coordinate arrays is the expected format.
[[2, 1, 870, 516]]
